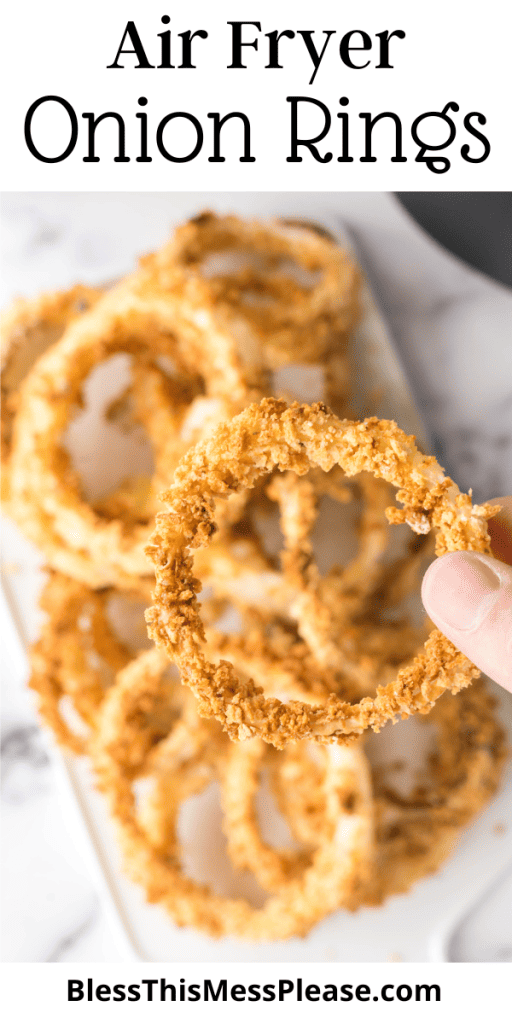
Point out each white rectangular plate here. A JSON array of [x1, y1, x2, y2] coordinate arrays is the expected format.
[[2, 220, 511, 963]]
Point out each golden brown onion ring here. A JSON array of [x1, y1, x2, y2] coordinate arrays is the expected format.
[[269, 468, 430, 690], [7, 288, 211, 587], [221, 737, 371, 894], [270, 683, 506, 905], [144, 212, 361, 374], [28, 572, 151, 754], [92, 647, 374, 941], [146, 398, 498, 747], [1, 285, 102, 506]]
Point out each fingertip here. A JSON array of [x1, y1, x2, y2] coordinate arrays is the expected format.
[[422, 551, 512, 692]]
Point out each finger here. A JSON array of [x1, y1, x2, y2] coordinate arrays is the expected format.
[[488, 496, 512, 566], [421, 550, 512, 692]]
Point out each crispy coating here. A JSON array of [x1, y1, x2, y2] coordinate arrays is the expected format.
[[204, 617, 352, 705], [204, 469, 430, 699], [146, 398, 498, 747]]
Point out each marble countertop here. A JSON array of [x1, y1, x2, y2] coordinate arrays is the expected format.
[[1, 191, 511, 962]]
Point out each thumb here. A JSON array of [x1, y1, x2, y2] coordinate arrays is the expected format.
[[421, 551, 512, 693]]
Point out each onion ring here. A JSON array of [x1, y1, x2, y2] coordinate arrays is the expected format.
[[204, 615, 350, 704], [28, 571, 151, 754], [146, 398, 498, 747], [195, 467, 429, 692], [1, 285, 102, 507], [269, 682, 506, 905], [6, 282, 219, 587], [268, 468, 430, 690], [6, 220, 356, 587], [269, 744, 329, 850], [92, 647, 374, 940], [221, 736, 372, 894], [144, 212, 361, 373], [366, 682, 506, 903]]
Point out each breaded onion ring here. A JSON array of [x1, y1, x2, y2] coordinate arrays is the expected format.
[[1, 285, 102, 506], [6, 220, 355, 588], [146, 398, 498, 747], [202, 469, 428, 696], [269, 469, 430, 690], [6, 281, 216, 587], [270, 683, 506, 905], [221, 737, 371, 893], [366, 682, 506, 903], [204, 616, 350, 705], [144, 212, 361, 373], [92, 647, 374, 941], [28, 572, 151, 754]]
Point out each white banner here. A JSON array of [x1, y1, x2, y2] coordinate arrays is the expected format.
[[1, 962, 511, 1022], [1, 0, 511, 189]]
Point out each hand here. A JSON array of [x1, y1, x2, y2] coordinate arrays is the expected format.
[[422, 497, 512, 693]]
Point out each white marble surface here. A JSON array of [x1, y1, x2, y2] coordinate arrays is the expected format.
[[1, 191, 512, 962]]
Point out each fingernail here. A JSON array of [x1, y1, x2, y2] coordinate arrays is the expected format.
[[422, 552, 502, 632]]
